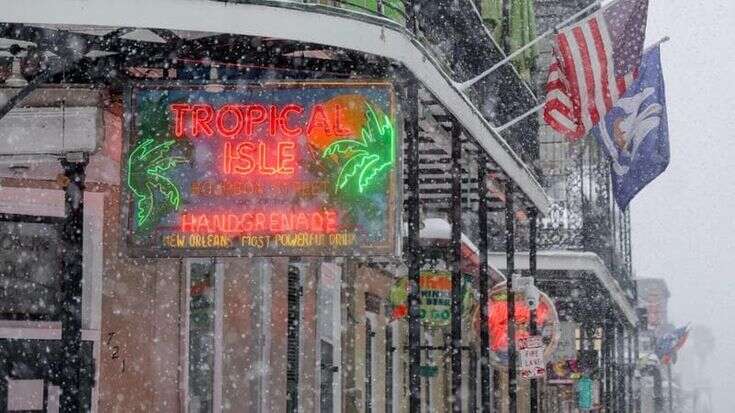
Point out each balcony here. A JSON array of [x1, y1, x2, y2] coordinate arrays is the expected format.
[[537, 136, 634, 295], [270, 0, 408, 25]]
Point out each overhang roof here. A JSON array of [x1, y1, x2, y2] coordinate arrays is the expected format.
[[0, 0, 551, 214], [488, 250, 638, 326]]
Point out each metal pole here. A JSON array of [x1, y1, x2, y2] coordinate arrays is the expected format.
[[667, 364, 673, 413], [634, 328, 641, 413], [528, 208, 539, 413], [617, 323, 625, 413], [405, 73, 422, 413], [450, 120, 463, 412], [628, 333, 634, 413], [652, 366, 664, 412], [505, 182, 517, 413], [59, 156, 87, 412], [478, 155, 491, 413], [611, 324, 617, 413], [286, 260, 301, 413], [604, 323, 612, 412]]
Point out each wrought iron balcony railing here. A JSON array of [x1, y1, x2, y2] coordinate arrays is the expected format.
[[537, 139, 634, 293], [235, 0, 541, 169]]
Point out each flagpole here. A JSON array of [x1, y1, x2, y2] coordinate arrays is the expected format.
[[457, 0, 602, 91], [497, 102, 545, 133], [644, 36, 671, 53], [495, 36, 671, 134]]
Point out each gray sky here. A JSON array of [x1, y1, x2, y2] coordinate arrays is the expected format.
[[632, 0, 735, 410]]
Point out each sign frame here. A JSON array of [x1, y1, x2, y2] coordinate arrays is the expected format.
[[120, 80, 402, 258]]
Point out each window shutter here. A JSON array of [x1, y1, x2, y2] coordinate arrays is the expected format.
[[286, 264, 301, 412]]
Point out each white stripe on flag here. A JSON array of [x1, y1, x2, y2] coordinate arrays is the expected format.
[[596, 18, 619, 102], [581, 21, 608, 121], [548, 68, 562, 83], [548, 109, 578, 131], [547, 89, 573, 107]]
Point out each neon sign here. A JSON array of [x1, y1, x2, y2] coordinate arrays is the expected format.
[[123, 82, 400, 257], [486, 282, 560, 369]]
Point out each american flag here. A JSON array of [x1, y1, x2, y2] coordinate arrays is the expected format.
[[543, 0, 649, 141]]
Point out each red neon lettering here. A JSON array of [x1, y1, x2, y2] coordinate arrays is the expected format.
[[270, 214, 281, 233], [193, 105, 215, 137], [196, 214, 210, 232], [278, 104, 304, 138], [216, 104, 244, 138], [223, 141, 256, 175], [254, 213, 267, 231], [295, 213, 309, 231], [307, 105, 331, 136], [244, 105, 267, 136], [324, 210, 337, 233], [277, 142, 296, 174], [171, 103, 192, 138], [333, 104, 352, 136], [281, 213, 293, 231], [181, 212, 197, 232], [269, 105, 279, 137], [172, 103, 310, 139], [179, 211, 340, 234], [310, 212, 323, 232], [223, 142, 233, 174], [223, 141, 295, 176], [235, 142, 256, 174], [242, 213, 254, 232], [257, 142, 276, 175]]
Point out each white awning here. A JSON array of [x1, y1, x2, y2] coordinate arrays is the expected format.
[[488, 250, 638, 326]]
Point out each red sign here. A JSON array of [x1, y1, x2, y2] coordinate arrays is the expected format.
[[486, 282, 560, 369], [123, 82, 399, 257]]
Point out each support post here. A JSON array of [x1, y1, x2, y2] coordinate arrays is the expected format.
[[286, 260, 301, 413], [59, 157, 87, 412], [617, 323, 625, 413], [628, 333, 634, 413], [505, 182, 517, 413], [528, 208, 539, 413], [652, 365, 664, 412], [634, 327, 641, 413], [405, 73, 422, 413], [610, 324, 617, 413], [450, 121, 463, 412], [667, 364, 673, 413], [478, 155, 491, 413], [603, 323, 612, 412]]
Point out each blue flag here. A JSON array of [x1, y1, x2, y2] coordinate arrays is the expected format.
[[592, 46, 670, 210]]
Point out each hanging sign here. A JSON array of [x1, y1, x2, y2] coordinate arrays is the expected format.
[[122, 82, 400, 257], [388, 270, 478, 328], [486, 282, 560, 369], [518, 335, 546, 379]]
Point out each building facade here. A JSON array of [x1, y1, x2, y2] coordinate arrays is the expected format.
[[0, 0, 649, 412]]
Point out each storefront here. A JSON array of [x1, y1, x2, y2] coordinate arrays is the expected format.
[[0, 2, 554, 412]]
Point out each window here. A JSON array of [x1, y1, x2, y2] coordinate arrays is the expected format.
[[0, 214, 64, 320], [185, 259, 223, 413], [0, 188, 104, 412], [317, 262, 342, 413]]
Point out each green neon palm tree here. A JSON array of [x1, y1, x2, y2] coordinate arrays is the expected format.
[[127, 139, 187, 228], [322, 104, 395, 195]]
